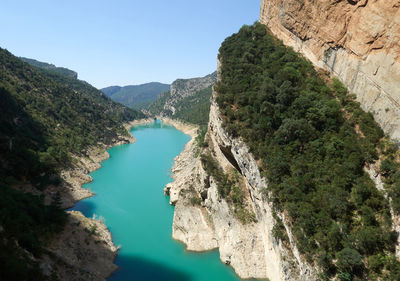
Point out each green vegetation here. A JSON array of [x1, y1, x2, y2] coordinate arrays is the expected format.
[[20, 57, 78, 79], [0, 48, 143, 279], [190, 196, 202, 206], [148, 91, 172, 115], [0, 184, 66, 281], [171, 85, 213, 155], [148, 73, 216, 125], [102, 82, 170, 110], [148, 86, 213, 124], [379, 144, 400, 215], [149, 85, 213, 155], [173, 86, 213, 126], [215, 23, 400, 280], [1, 48, 143, 176]]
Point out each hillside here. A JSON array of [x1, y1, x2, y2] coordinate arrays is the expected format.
[[172, 86, 212, 126], [20, 57, 78, 79], [149, 72, 216, 123], [101, 82, 170, 110], [166, 23, 400, 281], [0, 48, 143, 280]]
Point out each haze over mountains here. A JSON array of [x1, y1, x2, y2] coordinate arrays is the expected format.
[[101, 82, 170, 110]]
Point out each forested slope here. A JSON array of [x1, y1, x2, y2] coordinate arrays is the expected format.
[[20, 57, 78, 79], [0, 48, 143, 280], [214, 23, 400, 280]]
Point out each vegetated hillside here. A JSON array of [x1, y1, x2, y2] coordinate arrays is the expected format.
[[214, 23, 400, 280], [173, 86, 212, 126], [149, 72, 216, 121], [20, 57, 78, 79], [0, 47, 143, 280], [101, 82, 170, 110], [101, 85, 122, 97]]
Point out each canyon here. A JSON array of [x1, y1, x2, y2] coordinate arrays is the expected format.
[[164, 2, 400, 280]]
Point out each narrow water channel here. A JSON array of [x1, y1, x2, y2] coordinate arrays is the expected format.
[[72, 121, 241, 281]]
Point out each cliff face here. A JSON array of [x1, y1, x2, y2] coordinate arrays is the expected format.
[[260, 0, 400, 141], [152, 72, 217, 117], [166, 92, 317, 280]]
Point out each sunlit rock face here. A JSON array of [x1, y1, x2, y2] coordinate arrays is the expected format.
[[260, 0, 400, 141]]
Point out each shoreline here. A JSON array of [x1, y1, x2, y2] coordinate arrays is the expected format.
[[48, 117, 197, 280], [160, 117, 198, 138], [44, 119, 149, 280]]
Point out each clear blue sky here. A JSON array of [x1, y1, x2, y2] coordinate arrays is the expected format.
[[0, 0, 260, 88]]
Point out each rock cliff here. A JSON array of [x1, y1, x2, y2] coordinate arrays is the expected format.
[[166, 92, 317, 280], [260, 0, 400, 141], [152, 72, 217, 117]]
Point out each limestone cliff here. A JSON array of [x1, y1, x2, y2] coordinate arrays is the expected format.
[[150, 72, 217, 117], [260, 0, 400, 141], [165, 94, 317, 280]]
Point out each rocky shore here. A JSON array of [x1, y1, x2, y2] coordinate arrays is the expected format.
[[39, 120, 146, 280], [160, 117, 198, 138]]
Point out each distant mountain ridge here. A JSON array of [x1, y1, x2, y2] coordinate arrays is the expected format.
[[20, 57, 78, 79], [101, 82, 170, 110]]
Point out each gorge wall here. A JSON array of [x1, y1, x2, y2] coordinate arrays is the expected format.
[[166, 95, 317, 281], [151, 72, 217, 117], [260, 0, 400, 141]]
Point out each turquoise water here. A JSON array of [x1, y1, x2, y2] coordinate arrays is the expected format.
[[72, 121, 241, 281]]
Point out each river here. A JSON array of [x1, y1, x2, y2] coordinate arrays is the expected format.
[[72, 120, 241, 281]]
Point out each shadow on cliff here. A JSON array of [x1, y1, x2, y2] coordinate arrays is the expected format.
[[109, 254, 192, 281]]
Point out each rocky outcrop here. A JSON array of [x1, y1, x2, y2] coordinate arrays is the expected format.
[[41, 211, 118, 281], [260, 0, 400, 141], [166, 96, 317, 280], [160, 72, 217, 116]]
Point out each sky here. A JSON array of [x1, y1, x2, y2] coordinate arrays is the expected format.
[[0, 0, 260, 89]]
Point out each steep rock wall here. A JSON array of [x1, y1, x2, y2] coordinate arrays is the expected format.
[[260, 0, 400, 141], [166, 95, 318, 280], [161, 72, 217, 116]]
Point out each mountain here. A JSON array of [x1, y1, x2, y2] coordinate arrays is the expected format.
[[166, 23, 400, 281], [260, 0, 400, 142], [101, 85, 122, 97], [101, 82, 170, 110], [20, 57, 78, 79], [0, 48, 143, 280], [149, 72, 216, 124]]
